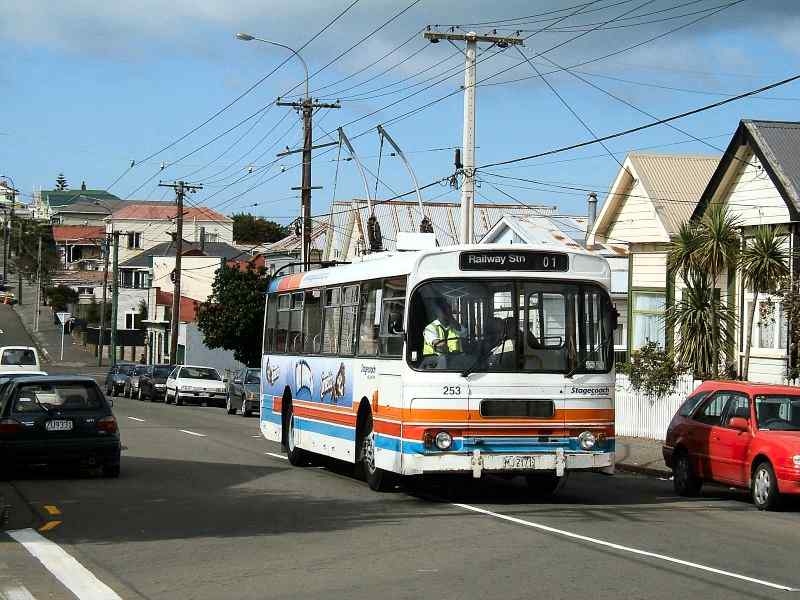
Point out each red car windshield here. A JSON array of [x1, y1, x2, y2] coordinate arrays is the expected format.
[[755, 395, 800, 431]]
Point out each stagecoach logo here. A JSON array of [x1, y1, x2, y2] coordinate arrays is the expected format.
[[360, 365, 376, 380], [570, 386, 610, 396]]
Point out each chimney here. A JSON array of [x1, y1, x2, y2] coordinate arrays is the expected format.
[[586, 191, 598, 243], [81, 181, 87, 191], [199, 226, 206, 253]]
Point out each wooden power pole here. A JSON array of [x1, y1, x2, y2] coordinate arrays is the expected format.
[[159, 180, 203, 365]]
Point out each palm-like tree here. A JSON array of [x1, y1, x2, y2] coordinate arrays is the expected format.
[[668, 271, 735, 379], [668, 203, 740, 378], [739, 225, 790, 379]]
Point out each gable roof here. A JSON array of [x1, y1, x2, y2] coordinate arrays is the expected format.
[[52, 225, 106, 243], [589, 152, 719, 244], [112, 203, 231, 222], [52, 199, 128, 215], [155, 290, 200, 323], [693, 119, 800, 221], [119, 240, 241, 268], [41, 189, 121, 208]]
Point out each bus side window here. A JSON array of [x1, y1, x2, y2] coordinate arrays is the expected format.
[[264, 295, 278, 353], [275, 294, 291, 353], [322, 288, 341, 354], [303, 289, 323, 354], [358, 280, 381, 357], [288, 292, 304, 354], [339, 285, 359, 356], [380, 276, 406, 356]]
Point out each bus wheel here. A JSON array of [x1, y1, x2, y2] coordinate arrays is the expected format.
[[284, 400, 309, 466], [358, 411, 393, 492], [525, 473, 564, 497]]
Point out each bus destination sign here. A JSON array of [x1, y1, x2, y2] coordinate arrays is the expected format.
[[459, 250, 569, 272]]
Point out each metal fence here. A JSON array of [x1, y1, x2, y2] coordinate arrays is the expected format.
[[614, 373, 701, 440]]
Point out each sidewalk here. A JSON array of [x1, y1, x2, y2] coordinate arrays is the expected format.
[[13, 282, 98, 369], [615, 436, 671, 477]]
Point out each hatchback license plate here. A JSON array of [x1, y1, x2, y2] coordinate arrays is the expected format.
[[46, 420, 73, 432], [502, 455, 536, 469]]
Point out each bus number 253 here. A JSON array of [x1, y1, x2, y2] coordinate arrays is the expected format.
[[443, 385, 462, 396]]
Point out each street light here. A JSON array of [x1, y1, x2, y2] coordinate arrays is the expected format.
[[235, 32, 309, 100]]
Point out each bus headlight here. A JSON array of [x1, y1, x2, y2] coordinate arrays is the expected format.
[[578, 431, 597, 450], [434, 431, 453, 450]]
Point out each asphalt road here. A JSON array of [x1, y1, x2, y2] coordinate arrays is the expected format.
[[1, 309, 799, 599]]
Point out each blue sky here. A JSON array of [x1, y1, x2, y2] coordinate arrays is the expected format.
[[2, 0, 800, 228]]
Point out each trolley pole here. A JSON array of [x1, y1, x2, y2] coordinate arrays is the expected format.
[[424, 29, 523, 244]]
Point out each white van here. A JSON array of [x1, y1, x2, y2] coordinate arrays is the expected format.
[[0, 346, 42, 373]]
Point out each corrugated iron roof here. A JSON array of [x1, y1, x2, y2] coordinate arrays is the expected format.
[[628, 152, 720, 235], [112, 203, 231, 222], [52, 225, 106, 243], [744, 120, 800, 208]]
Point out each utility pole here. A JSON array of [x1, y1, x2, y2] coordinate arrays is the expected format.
[[17, 221, 22, 304], [159, 180, 203, 365], [424, 29, 523, 244], [276, 98, 340, 270], [97, 234, 110, 365], [110, 231, 120, 367], [34, 237, 42, 332]]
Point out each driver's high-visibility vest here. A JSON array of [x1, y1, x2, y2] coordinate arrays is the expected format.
[[423, 320, 463, 356]]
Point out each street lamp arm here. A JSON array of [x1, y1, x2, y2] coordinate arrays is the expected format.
[[236, 34, 309, 99]]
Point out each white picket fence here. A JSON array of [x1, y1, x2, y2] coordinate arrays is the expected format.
[[614, 374, 701, 440]]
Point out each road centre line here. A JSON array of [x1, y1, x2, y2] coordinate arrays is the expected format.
[[125, 417, 145, 423], [42, 506, 60, 517], [1, 584, 37, 600], [265, 452, 288, 460], [453, 503, 796, 592], [8, 529, 123, 600], [179, 429, 206, 437]]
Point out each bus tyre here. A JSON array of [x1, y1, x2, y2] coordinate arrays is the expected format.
[[673, 451, 702, 497], [358, 411, 393, 492], [525, 473, 564, 497], [284, 401, 309, 466]]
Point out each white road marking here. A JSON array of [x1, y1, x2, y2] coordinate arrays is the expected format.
[[7, 529, 122, 600], [265, 452, 288, 460], [1, 585, 37, 600], [179, 429, 206, 437], [125, 417, 145, 423], [453, 503, 796, 592], [251, 435, 261, 438]]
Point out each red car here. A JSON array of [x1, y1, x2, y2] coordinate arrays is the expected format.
[[663, 380, 800, 510]]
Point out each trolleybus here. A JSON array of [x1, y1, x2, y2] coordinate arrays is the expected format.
[[260, 243, 616, 493]]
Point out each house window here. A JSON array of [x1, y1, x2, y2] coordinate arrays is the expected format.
[[125, 313, 135, 330], [127, 232, 141, 249], [747, 300, 787, 351], [206, 232, 219, 243], [631, 292, 665, 349]]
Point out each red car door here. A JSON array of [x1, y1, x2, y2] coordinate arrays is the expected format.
[[688, 392, 731, 480], [712, 392, 753, 486]]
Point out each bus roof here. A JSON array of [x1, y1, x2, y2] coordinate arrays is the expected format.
[[268, 243, 610, 294]]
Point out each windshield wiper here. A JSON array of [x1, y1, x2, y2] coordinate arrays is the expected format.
[[565, 337, 613, 378], [32, 397, 54, 415], [462, 329, 509, 377]]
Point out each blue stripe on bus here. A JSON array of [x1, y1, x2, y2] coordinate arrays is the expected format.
[[262, 410, 281, 424], [294, 416, 356, 441]]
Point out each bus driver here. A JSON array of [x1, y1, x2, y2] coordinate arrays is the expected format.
[[421, 298, 467, 369]]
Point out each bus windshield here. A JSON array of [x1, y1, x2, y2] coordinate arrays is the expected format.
[[407, 279, 613, 374]]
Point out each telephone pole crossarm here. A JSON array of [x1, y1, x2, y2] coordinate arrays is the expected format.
[[423, 31, 523, 46]]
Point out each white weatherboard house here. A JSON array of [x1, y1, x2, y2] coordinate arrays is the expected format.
[[691, 119, 800, 384], [588, 152, 720, 354]]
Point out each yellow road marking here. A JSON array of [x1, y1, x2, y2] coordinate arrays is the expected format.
[[43, 505, 61, 516], [38, 520, 62, 532]]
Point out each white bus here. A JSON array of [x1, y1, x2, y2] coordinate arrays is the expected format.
[[260, 244, 616, 493]]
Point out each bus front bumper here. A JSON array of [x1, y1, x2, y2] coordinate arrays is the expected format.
[[404, 449, 615, 477]]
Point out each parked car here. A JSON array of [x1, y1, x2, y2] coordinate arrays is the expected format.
[[227, 367, 260, 417], [123, 365, 148, 399], [0, 347, 41, 373], [138, 364, 175, 402], [0, 375, 121, 478], [165, 365, 227, 407], [104, 363, 136, 397], [664, 380, 800, 510]]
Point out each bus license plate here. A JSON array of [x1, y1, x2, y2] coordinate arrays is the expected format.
[[46, 420, 73, 432], [502, 455, 536, 469]]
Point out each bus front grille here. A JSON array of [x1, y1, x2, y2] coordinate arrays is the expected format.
[[479, 400, 555, 418]]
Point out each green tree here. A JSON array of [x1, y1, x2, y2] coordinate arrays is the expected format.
[[196, 264, 270, 366], [668, 204, 740, 378], [618, 341, 686, 400], [45, 285, 78, 312], [739, 226, 790, 379], [12, 221, 60, 284], [55, 173, 68, 191], [232, 213, 288, 244]]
